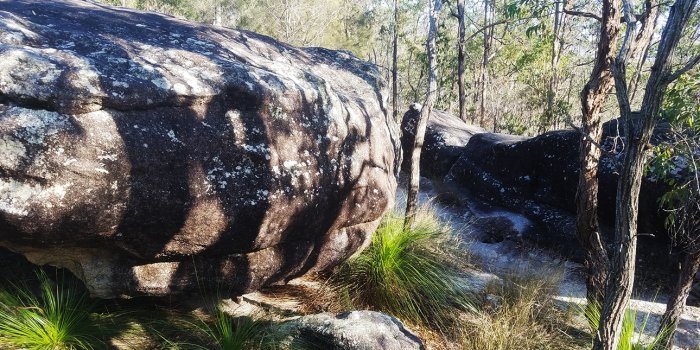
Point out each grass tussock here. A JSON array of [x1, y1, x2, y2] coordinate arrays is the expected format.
[[0, 270, 101, 350], [194, 311, 269, 350], [580, 300, 670, 350], [462, 269, 586, 350], [329, 207, 475, 332]]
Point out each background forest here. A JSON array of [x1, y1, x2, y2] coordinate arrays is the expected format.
[[97, 0, 700, 135]]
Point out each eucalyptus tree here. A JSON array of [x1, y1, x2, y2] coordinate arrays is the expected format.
[[595, 0, 699, 347]]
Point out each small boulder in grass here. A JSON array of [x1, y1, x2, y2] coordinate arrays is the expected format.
[[278, 311, 425, 350]]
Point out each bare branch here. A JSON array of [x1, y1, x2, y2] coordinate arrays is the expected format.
[[565, 118, 614, 153], [462, 12, 553, 45], [563, 8, 602, 21], [610, 0, 638, 123], [664, 53, 700, 83]]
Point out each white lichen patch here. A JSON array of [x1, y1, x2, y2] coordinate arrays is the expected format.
[[97, 153, 118, 162], [167, 130, 185, 145], [0, 136, 27, 170], [0, 179, 71, 217], [2, 107, 69, 145], [111, 81, 129, 88]]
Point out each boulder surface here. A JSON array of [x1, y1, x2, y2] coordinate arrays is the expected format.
[[400, 104, 485, 178], [278, 311, 424, 350], [447, 119, 672, 259], [0, 0, 400, 298]]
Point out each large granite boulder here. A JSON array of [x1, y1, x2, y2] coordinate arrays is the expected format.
[[0, 0, 400, 298], [400, 104, 485, 178], [447, 119, 672, 259]]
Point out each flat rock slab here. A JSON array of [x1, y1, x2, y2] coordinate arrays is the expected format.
[[0, 0, 400, 298]]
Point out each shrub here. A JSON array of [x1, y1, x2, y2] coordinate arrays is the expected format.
[[462, 269, 585, 350], [329, 207, 475, 331], [0, 270, 101, 350]]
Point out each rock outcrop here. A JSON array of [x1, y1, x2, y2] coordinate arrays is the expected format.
[[0, 0, 400, 298], [447, 119, 672, 259], [401, 104, 485, 178], [278, 311, 424, 350]]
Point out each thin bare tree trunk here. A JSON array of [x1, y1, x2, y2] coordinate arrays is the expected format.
[[457, 0, 466, 122], [478, 0, 493, 128], [214, 3, 223, 27], [575, 0, 621, 305], [404, 0, 442, 229], [629, 0, 660, 105], [545, 1, 564, 133], [596, 0, 698, 348], [657, 249, 700, 349], [392, 0, 400, 121]]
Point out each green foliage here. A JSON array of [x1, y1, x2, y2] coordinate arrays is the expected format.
[[579, 300, 671, 350], [195, 312, 268, 350], [0, 271, 101, 350], [329, 208, 475, 331], [651, 69, 699, 231], [500, 113, 528, 135]]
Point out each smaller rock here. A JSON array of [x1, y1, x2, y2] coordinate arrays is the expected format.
[[278, 311, 424, 350]]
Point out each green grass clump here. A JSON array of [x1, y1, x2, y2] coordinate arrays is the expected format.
[[195, 311, 268, 350], [0, 270, 100, 350], [329, 207, 475, 330], [580, 300, 670, 350], [462, 270, 586, 350]]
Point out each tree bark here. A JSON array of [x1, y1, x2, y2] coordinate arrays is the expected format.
[[629, 1, 660, 104], [545, 0, 564, 133], [595, 0, 698, 348], [657, 249, 700, 349], [575, 0, 621, 306], [404, 0, 442, 229], [392, 0, 400, 121], [457, 0, 466, 122], [478, 0, 493, 128]]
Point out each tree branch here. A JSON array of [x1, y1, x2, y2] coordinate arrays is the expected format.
[[563, 8, 602, 21], [664, 53, 700, 83]]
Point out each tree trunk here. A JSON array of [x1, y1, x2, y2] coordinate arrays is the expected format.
[[545, 1, 564, 133], [478, 0, 493, 128], [457, 0, 466, 122], [404, 0, 442, 229], [575, 0, 621, 305], [629, 0, 660, 106], [392, 0, 400, 121], [595, 0, 698, 348], [214, 3, 223, 27], [657, 249, 700, 349]]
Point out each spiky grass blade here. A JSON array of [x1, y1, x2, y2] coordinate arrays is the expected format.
[[0, 270, 99, 350], [330, 208, 475, 332], [192, 310, 268, 350], [579, 300, 671, 350]]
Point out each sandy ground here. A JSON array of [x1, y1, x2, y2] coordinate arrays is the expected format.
[[396, 179, 700, 349]]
